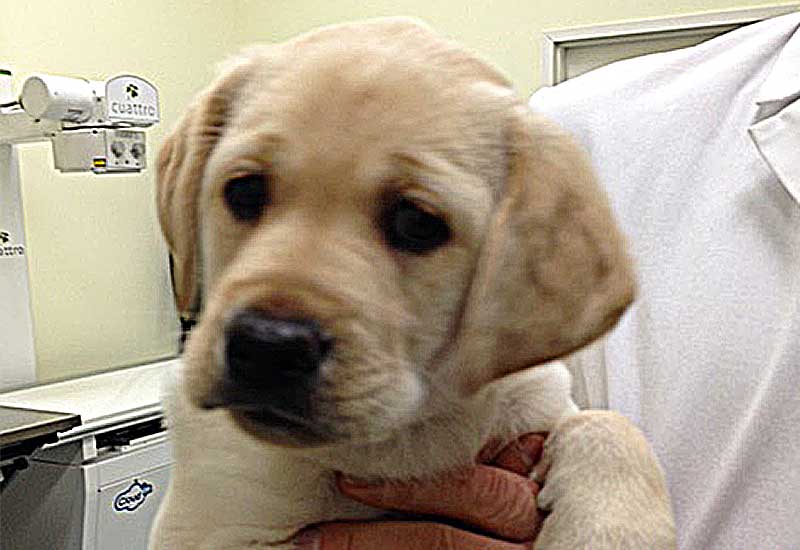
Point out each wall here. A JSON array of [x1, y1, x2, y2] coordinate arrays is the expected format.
[[237, 0, 798, 96], [0, 1, 242, 382]]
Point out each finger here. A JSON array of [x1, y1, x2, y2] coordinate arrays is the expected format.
[[338, 467, 543, 542], [491, 434, 546, 477], [295, 521, 532, 550]]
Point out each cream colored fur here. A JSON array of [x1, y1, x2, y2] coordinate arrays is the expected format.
[[150, 18, 675, 549]]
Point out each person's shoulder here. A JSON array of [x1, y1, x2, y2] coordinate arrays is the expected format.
[[530, 11, 800, 119]]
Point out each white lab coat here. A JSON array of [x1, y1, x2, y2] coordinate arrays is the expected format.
[[530, 12, 800, 550]]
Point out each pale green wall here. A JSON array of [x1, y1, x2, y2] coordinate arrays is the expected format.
[[1, 1, 244, 382], [1, 0, 793, 385], [237, 0, 798, 96]]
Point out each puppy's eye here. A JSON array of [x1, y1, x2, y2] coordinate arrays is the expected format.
[[223, 174, 269, 221], [383, 198, 451, 254]]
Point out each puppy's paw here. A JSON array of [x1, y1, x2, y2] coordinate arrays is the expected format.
[[535, 411, 676, 550]]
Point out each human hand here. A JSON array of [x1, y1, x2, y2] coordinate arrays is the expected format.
[[294, 433, 548, 550]]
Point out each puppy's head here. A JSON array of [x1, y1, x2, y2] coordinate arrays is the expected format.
[[158, 18, 634, 448]]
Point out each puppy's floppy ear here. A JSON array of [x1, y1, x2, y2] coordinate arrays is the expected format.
[[457, 106, 636, 393], [156, 54, 258, 318]]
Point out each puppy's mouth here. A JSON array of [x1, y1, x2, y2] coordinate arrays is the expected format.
[[202, 308, 340, 447], [229, 406, 335, 448], [203, 378, 342, 447]]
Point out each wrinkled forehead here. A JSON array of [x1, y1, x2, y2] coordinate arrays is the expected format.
[[221, 35, 515, 188]]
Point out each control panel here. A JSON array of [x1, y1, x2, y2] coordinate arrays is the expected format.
[[51, 128, 146, 173]]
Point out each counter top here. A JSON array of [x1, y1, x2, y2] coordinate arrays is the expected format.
[[0, 358, 177, 425], [0, 358, 178, 461], [0, 405, 80, 450]]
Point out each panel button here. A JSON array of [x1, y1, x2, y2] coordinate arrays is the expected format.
[[110, 141, 126, 157], [130, 143, 145, 159]]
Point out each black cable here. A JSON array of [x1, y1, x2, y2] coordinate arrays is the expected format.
[[0, 100, 19, 108]]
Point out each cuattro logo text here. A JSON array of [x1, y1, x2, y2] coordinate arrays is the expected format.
[[0, 231, 24, 257]]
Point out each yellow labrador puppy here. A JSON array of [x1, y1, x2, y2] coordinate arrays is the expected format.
[[150, 18, 675, 550]]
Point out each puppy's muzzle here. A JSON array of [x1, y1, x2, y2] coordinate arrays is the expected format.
[[208, 309, 335, 439]]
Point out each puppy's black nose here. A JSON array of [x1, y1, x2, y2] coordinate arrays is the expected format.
[[221, 310, 333, 408]]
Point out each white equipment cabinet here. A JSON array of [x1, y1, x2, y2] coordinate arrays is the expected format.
[[0, 360, 176, 550]]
